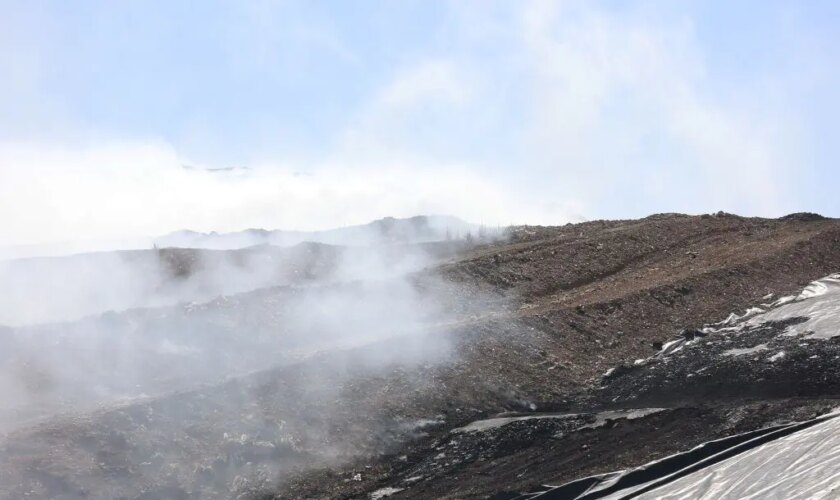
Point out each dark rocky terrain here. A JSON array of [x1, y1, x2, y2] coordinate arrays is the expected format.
[[1, 212, 839, 499]]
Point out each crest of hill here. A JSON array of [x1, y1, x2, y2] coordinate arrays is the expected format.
[[155, 215, 490, 249]]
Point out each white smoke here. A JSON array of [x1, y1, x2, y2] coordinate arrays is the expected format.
[[0, 225, 494, 443]]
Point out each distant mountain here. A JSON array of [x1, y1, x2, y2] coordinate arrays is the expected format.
[[155, 215, 497, 249], [0, 238, 154, 261]]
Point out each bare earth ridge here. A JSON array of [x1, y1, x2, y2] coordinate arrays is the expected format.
[[1, 212, 839, 499]]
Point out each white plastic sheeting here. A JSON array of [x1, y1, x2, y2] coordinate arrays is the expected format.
[[536, 272, 840, 500], [536, 412, 840, 499], [747, 273, 840, 340], [453, 409, 664, 434], [649, 273, 840, 364], [626, 411, 840, 500]]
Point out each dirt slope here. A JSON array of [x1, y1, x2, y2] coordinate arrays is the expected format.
[[274, 213, 840, 498], [1, 212, 839, 499]]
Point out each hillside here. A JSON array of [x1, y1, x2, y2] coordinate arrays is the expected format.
[[0, 240, 469, 326], [0, 212, 838, 499], [154, 215, 490, 250]]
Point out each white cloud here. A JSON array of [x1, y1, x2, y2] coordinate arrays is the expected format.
[[0, 1, 813, 251], [378, 60, 470, 108], [335, 59, 479, 162], [328, 0, 801, 222], [513, 0, 798, 215], [0, 140, 557, 248]]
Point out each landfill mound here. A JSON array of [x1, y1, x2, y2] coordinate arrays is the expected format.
[[1, 213, 839, 499]]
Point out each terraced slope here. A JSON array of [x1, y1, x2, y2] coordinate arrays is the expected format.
[[1, 213, 839, 499]]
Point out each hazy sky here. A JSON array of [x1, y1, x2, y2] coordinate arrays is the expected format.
[[1, 0, 838, 246]]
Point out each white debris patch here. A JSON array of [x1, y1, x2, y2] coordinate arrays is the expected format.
[[768, 351, 786, 363], [723, 344, 769, 357], [578, 409, 666, 430], [797, 274, 840, 300], [658, 339, 686, 356], [453, 409, 665, 434], [370, 487, 404, 499], [747, 273, 840, 340], [765, 295, 796, 308], [717, 306, 767, 327], [742, 307, 765, 318], [398, 417, 445, 432], [452, 414, 575, 433]]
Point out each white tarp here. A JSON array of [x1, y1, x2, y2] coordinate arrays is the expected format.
[[747, 273, 840, 340], [625, 412, 840, 499]]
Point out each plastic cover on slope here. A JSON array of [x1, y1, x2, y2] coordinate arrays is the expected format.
[[626, 411, 840, 499], [642, 272, 840, 364], [747, 273, 840, 339], [533, 411, 840, 500], [531, 273, 840, 499]]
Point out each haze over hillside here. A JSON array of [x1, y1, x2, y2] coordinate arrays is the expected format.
[[0, 212, 839, 499], [155, 215, 494, 249], [0, 215, 496, 261], [0, 215, 493, 326], [2, 1, 840, 498]]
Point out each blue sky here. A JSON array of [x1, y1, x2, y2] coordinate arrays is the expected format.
[[1, 0, 838, 246]]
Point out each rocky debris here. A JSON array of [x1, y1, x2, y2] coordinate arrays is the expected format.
[[2, 213, 840, 499], [780, 212, 827, 222], [592, 273, 840, 408], [264, 219, 840, 498], [278, 399, 839, 499]]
